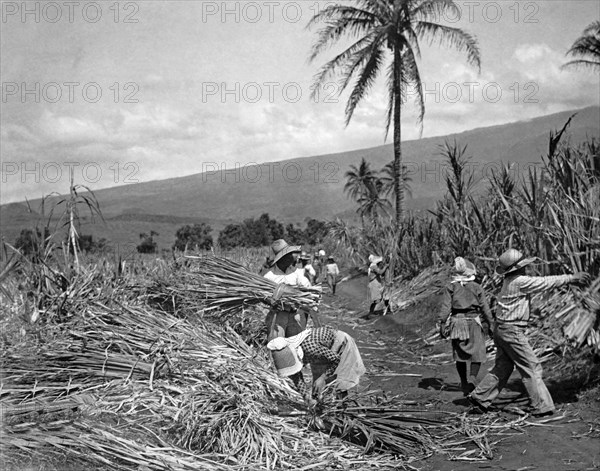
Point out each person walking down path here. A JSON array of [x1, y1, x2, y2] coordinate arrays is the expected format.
[[469, 249, 590, 417], [438, 257, 494, 396], [315, 249, 327, 283], [367, 255, 390, 316], [267, 326, 366, 406], [325, 256, 340, 295], [297, 252, 316, 285], [312, 252, 322, 284], [263, 239, 317, 340]]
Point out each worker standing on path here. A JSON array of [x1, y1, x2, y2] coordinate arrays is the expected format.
[[438, 257, 493, 396], [469, 249, 590, 417]]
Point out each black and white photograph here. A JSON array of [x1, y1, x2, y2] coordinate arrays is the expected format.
[[1, 1, 599, 469]]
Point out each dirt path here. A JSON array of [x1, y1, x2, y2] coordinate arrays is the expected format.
[[317, 276, 600, 471]]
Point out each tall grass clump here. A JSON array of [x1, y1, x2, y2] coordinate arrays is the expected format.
[[329, 116, 599, 353]]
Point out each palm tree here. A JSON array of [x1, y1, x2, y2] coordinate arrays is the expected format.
[[381, 161, 413, 199], [357, 177, 393, 221], [344, 158, 377, 202], [308, 0, 481, 229], [562, 21, 600, 73]]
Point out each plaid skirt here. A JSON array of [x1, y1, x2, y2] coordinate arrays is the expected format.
[[450, 314, 486, 363]]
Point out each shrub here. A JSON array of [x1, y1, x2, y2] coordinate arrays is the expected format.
[[173, 223, 213, 251]]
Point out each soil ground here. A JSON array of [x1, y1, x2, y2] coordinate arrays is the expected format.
[[318, 275, 600, 471]]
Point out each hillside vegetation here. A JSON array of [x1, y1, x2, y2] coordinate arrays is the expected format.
[[2, 107, 598, 251]]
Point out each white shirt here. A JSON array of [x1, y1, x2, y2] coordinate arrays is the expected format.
[[302, 264, 316, 277], [264, 265, 311, 288], [325, 263, 339, 276]]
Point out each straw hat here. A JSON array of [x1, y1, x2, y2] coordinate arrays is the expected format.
[[270, 345, 302, 377], [369, 254, 383, 265], [453, 257, 476, 277], [496, 249, 537, 275], [270, 239, 301, 265]]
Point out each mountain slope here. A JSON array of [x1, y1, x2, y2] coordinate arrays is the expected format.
[[68, 106, 600, 219], [2, 106, 598, 249]]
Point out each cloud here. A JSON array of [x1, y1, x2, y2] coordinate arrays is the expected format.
[[1, 122, 41, 148], [511, 43, 564, 82], [506, 43, 598, 109], [3, 6, 599, 206], [39, 112, 105, 145], [513, 44, 555, 63]]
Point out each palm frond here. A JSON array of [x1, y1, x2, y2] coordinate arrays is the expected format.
[[414, 21, 481, 71], [344, 43, 387, 125], [412, 0, 461, 21], [562, 20, 600, 73], [307, 6, 382, 62], [310, 34, 378, 99], [561, 59, 600, 73], [402, 45, 426, 130]]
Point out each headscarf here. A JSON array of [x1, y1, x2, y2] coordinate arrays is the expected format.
[[451, 257, 476, 285]]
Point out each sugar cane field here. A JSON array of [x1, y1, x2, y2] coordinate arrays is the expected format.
[[1, 126, 600, 470]]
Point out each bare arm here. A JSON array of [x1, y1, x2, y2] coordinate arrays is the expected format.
[[370, 265, 387, 277]]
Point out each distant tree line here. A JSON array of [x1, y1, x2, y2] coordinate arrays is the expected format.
[[217, 213, 328, 249], [14, 228, 110, 258], [13, 214, 329, 256], [172, 224, 212, 252], [137, 214, 328, 253]]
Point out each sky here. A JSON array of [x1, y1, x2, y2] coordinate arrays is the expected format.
[[1, 0, 599, 204]]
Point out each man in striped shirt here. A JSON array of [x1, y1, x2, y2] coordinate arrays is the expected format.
[[469, 249, 589, 417]]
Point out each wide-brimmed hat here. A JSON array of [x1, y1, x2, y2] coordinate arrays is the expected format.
[[369, 254, 383, 266], [453, 257, 476, 277], [496, 249, 537, 275], [270, 239, 301, 265], [270, 345, 302, 377], [318, 249, 326, 257]]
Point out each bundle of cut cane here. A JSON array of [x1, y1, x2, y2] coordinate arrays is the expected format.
[[527, 274, 600, 357], [180, 255, 321, 314], [388, 265, 449, 312], [306, 392, 485, 460]]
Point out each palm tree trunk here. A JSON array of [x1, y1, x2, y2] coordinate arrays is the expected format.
[[393, 48, 404, 230]]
